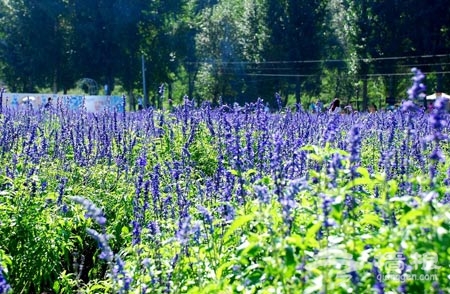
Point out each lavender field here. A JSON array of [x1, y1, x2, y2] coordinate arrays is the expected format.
[[1, 88, 450, 293]]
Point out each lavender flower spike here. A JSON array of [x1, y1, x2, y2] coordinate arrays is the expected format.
[[407, 67, 426, 100], [402, 67, 426, 112], [86, 228, 114, 263], [70, 196, 107, 227]]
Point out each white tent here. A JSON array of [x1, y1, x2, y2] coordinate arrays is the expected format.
[[426, 92, 450, 100]]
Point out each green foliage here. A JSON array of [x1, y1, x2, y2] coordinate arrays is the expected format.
[[1, 109, 450, 293], [197, 144, 450, 293], [1, 0, 450, 103], [0, 174, 81, 292]]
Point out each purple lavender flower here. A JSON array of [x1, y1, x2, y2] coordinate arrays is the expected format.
[[348, 262, 360, 286], [428, 97, 448, 133], [280, 178, 304, 232], [425, 97, 448, 183], [432, 281, 445, 294], [40, 180, 48, 192], [70, 196, 107, 227], [429, 148, 445, 162], [151, 165, 161, 216], [113, 256, 132, 293], [322, 115, 339, 145], [254, 185, 271, 204], [86, 228, 114, 262], [0, 87, 5, 114], [406, 68, 426, 100], [191, 221, 202, 243], [197, 205, 213, 225], [400, 100, 417, 113], [148, 221, 160, 236], [321, 193, 335, 228], [57, 177, 68, 206], [372, 262, 385, 294], [131, 219, 141, 246], [402, 68, 426, 112], [137, 152, 147, 169], [175, 216, 191, 245], [347, 124, 362, 165], [0, 264, 11, 294], [219, 203, 235, 222]]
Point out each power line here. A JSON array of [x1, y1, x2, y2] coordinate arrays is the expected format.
[[366, 70, 450, 77], [224, 70, 450, 78], [215, 62, 450, 75], [186, 53, 450, 66]]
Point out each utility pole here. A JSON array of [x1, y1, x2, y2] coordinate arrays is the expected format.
[[142, 55, 148, 108], [0, 87, 5, 114]]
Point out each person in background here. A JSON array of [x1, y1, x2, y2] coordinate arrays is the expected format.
[[316, 100, 323, 113], [343, 104, 354, 114], [309, 101, 317, 113], [137, 96, 143, 110], [328, 98, 341, 114], [44, 97, 52, 109], [368, 103, 377, 113]]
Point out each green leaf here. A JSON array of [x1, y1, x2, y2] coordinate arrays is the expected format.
[[244, 169, 258, 177], [121, 226, 130, 235], [309, 154, 323, 162], [229, 169, 239, 176], [89, 284, 107, 292], [216, 261, 234, 279], [301, 145, 316, 152], [223, 213, 255, 242], [388, 179, 398, 196], [399, 209, 424, 227], [285, 246, 296, 267], [287, 234, 304, 249], [241, 242, 263, 258], [305, 222, 322, 248], [348, 177, 373, 187], [246, 269, 264, 285], [360, 213, 382, 228], [356, 167, 370, 179], [187, 286, 200, 294], [53, 281, 60, 293]]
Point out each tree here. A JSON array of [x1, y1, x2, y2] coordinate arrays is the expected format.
[[194, 0, 246, 105], [261, 0, 330, 107], [139, 0, 192, 107], [0, 0, 70, 92]]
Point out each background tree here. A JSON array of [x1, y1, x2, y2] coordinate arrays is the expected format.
[[0, 0, 69, 92], [1, 0, 450, 107], [111, 0, 148, 108], [261, 0, 330, 107]]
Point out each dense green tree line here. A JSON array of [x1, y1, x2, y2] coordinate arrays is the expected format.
[[0, 0, 449, 109]]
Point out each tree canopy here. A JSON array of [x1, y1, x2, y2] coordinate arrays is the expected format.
[[0, 0, 449, 109]]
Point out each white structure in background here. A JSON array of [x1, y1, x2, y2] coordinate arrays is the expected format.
[[426, 92, 450, 112], [1, 93, 125, 113], [426, 92, 450, 100]]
